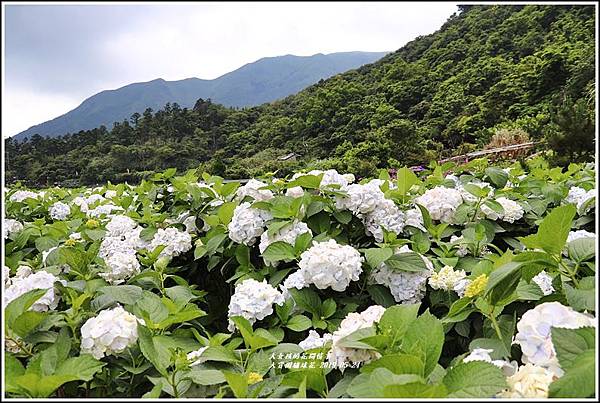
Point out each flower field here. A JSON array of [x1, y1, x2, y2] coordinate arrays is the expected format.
[[3, 157, 597, 398]]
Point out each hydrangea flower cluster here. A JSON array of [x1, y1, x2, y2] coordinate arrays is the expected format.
[[428, 265, 467, 291], [414, 186, 463, 223], [3, 266, 10, 286], [565, 186, 596, 214], [100, 252, 141, 285], [80, 306, 143, 359], [514, 302, 596, 376], [404, 207, 426, 231], [3, 270, 64, 311], [496, 363, 555, 398], [236, 179, 274, 202], [9, 190, 39, 202], [87, 203, 123, 218], [298, 330, 333, 351], [228, 202, 273, 246], [227, 279, 285, 331], [370, 245, 433, 304], [480, 197, 524, 223], [105, 215, 138, 236], [258, 221, 312, 265], [462, 348, 518, 376], [335, 180, 405, 242], [566, 229, 595, 244], [287, 239, 364, 292], [327, 305, 386, 369], [3, 219, 23, 239], [285, 186, 305, 198], [49, 201, 71, 220], [148, 227, 193, 258], [98, 215, 147, 284], [450, 235, 469, 257], [293, 169, 353, 190], [187, 346, 209, 366], [531, 271, 554, 296], [99, 228, 145, 260], [456, 180, 493, 203]]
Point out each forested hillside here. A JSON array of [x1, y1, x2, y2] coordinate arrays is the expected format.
[[5, 5, 595, 186]]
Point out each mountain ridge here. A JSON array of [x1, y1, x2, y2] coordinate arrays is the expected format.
[[12, 51, 388, 141]]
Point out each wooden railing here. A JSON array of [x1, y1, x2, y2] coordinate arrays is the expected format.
[[438, 141, 541, 164]]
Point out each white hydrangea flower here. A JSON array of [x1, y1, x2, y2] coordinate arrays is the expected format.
[[72, 196, 89, 212], [4, 219, 23, 239], [187, 346, 209, 366], [342, 173, 356, 183], [3, 270, 64, 311], [565, 186, 596, 215], [334, 180, 405, 241], [80, 306, 143, 359], [450, 235, 469, 257], [87, 203, 123, 218], [327, 305, 386, 370], [3, 266, 11, 287], [497, 363, 555, 398], [15, 265, 33, 278], [457, 181, 493, 203], [85, 193, 106, 206], [259, 221, 312, 265], [295, 239, 363, 292], [106, 215, 138, 236], [293, 169, 350, 189], [514, 302, 596, 376], [100, 252, 141, 285], [429, 265, 467, 291], [236, 179, 274, 202], [371, 245, 433, 304], [414, 186, 463, 223], [363, 199, 405, 242], [531, 271, 554, 296], [70, 232, 82, 240], [299, 330, 333, 351], [280, 271, 307, 298], [453, 278, 471, 298], [228, 202, 273, 246], [566, 229, 595, 244], [105, 190, 117, 199], [285, 186, 305, 198], [148, 227, 192, 258], [335, 181, 384, 215], [463, 348, 518, 376], [49, 201, 71, 220], [481, 197, 524, 223], [99, 227, 146, 260], [227, 279, 284, 331], [182, 215, 198, 234], [41, 246, 59, 266], [403, 207, 426, 232], [9, 190, 39, 202]]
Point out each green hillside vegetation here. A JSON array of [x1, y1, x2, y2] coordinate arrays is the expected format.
[[5, 5, 595, 187]]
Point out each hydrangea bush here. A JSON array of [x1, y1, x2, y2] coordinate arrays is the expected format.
[[3, 158, 596, 398]]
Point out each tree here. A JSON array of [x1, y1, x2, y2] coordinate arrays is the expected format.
[[545, 96, 595, 166]]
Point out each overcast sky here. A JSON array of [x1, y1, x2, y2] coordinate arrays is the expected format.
[[3, 2, 458, 137]]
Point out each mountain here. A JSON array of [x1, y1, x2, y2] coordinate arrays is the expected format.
[[6, 5, 595, 186], [12, 51, 388, 141]]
